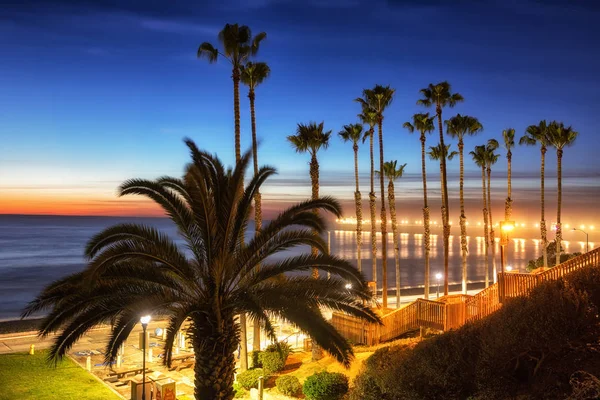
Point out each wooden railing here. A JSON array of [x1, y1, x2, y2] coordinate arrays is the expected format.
[[331, 247, 600, 345]]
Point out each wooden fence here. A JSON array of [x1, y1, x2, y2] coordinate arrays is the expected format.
[[331, 246, 600, 345]]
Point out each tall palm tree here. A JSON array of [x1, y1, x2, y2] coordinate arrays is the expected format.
[[428, 143, 458, 295], [470, 145, 490, 287], [358, 108, 379, 288], [378, 161, 407, 308], [520, 121, 551, 267], [240, 60, 270, 352], [417, 82, 464, 295], [356, 85, 395, 308], [23, 140, 379, 400], [547, 121, 579, 264], [403, 113, 435, 299], [288, 122, 332, 276], [501, 128, 516, 221], [485, 139, 500, 282], [445, 114, 484, 294], [197, 23, 267, 161], [339, 123, 365, 272]]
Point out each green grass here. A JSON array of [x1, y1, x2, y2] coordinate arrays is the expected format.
[[0, 350, 121, 400]]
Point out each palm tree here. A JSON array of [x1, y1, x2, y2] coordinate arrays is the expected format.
[[485, 139, 500, 282], [339, 123, 365, 272], [356, 85, 395, 308], [520, 121, 551, 267], [428, 143, 458, 295], [23, 140, 379, 400], [240, 61, 270, 351], [470, 145, 490, 287], [378, 161, 407, 308], [547, 121, 579, 264], [358, 108, 379, 289], [197, 23, 267, 161], [501, 128, 516, 221], [445, 114, 483, 294], [418, 82, 464, 295], [288, 122, 332, 274], [403, 113, 435, 299]]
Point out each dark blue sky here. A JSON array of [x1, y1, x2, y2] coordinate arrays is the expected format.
[[1, 0, 599, 221]]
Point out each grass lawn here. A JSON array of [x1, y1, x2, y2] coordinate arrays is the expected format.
[[0, 350, 121, 400]]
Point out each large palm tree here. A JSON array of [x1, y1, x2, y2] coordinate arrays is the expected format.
[[547, 121, 579, 265], [378, 161, 407, 308], [501, 128, 516, 221], [358, 108, 379, 288], [520, 121, 551, 267], [339, 123, 365, 272], [356, 85, 395, 308], [485, 139, 500, 282], [197, 23, 267, 161], [428, 143, 458, 295], [23, 140, 379, 400], [403, 113, 435, 299], [240, 61, 270, 351], [470, 145, 490, 287], [445, 114, 484, 294], [418, 82, 464, 295]]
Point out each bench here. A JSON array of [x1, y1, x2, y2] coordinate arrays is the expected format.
[[167, 354, 195, 371], [169, 359, 194, 372], [107, 367, 153, 379]]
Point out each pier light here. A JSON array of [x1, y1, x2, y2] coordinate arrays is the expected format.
[[506, 265, 513, 272], [501, 221, 515, 233], [565, 223, 570, 229], [580, 224, 585, 229]]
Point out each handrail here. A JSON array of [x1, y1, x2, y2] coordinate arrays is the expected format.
[[331, 246, 600, 344]]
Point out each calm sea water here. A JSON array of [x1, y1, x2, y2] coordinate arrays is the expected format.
[[0, 215, 593, 320]]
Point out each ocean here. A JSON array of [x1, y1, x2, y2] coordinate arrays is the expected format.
[[0, 214, 589, 320]]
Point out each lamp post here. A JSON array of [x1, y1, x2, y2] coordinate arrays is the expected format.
[[499, 221, 514, 303], [140, 315, 151, 400], [572, 228, 589, 253], [435, 272, 442, 299]]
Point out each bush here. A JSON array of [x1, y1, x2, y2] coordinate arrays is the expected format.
[[236, 368, 264, 390], [258, 342, 292, 374], [276, 375, 302, 397], [251, 350, 262, 368], [351, 275, 600, 399], [233, 382, 247, 398], [302, 371, 348, 400]]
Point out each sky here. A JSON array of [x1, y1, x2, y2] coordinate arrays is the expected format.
[[1, 0, 600, 226]]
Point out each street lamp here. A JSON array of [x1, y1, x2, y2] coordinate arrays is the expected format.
[[572, 228, 589, 253], [435, 272, 442, 299], [140, 315, 151, 400]]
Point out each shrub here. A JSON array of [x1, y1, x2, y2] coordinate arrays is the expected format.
[[236, 368, 265, 390], [351, 275, 600, 399], [276, 375, 302, 397], [233, 382, 247, 398], [302, 371, 348, 400], [259, 342, 292, 374], [251, 350, 263, 368]]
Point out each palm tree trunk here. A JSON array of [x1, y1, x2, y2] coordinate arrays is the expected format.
[[233, 67, 247, 372], [378, 120, 388, 308], [540, 146, 548, 267], [388, 181, 400, 308], [482, 167, 489, 288], [436, 105, 450, 295], [353, 144, 362, 272], [555, 149, 563, 266], [233, 68, 241, 162], [369, 131, 377, 290], [487, 166, 497, 283], [437, 158, 446, 291], [458, 140, 468, 294], [420, 134, 430, 300], [310, 153, 320, 278], [249, 90, 261, 352], [192, 314, 237, 400], [505, 151, 512, 221]]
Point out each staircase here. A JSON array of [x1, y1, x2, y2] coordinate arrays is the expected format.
[[331, 247, 600, 346]]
